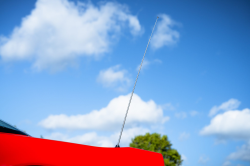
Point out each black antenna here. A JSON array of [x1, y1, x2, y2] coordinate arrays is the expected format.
[[116, 17, 159, 148]]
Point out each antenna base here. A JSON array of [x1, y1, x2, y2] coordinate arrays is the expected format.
[[115, 145, 120, 148]]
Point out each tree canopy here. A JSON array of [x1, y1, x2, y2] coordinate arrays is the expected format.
[[129, 133, 182, 166]]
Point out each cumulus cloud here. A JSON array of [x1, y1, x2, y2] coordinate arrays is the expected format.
[[39, 93, 169, 131], [201, 99, 250, 163], [209, 98, 241, 117], [46, 127, 149, 147], [97, 65, 131, 91], [179, 132, 190, 141], [200, 109, 250, 140], [151, 14, 180, 49], [175, 112, 187, 119], [0, 0, 142, 71]]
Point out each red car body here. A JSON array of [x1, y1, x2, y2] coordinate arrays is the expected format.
[[0, 132, 164, 166]]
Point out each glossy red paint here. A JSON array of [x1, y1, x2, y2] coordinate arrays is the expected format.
[[0, 132, 164, 166]]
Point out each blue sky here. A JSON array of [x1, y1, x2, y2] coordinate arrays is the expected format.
[[0, 0, 250, 165]]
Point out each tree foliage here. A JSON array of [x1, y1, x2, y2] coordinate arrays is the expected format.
[[129, 133, 182, 166]]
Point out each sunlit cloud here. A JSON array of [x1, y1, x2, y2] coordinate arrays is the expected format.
[[201, 99, 250, 163], [151, 14, 180, 49], [200, 108, 250, 140], [209, 98, 241, 117], [39, 93, 169, 131], [0, 0, 142, 71], [97, 65, 131, 91]]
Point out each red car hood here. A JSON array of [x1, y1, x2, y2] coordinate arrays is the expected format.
[[0, 132, 164, 166]]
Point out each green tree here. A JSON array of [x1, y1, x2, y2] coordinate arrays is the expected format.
[[129, 133, 182, 166]]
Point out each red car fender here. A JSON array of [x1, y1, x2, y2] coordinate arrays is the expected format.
[[0, 133, 164, 166]]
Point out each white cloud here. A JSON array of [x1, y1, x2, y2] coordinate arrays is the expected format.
[[45, 127, 149, 147], [151, 14, 180, 49], [200, 109, 250, 140], [0, 0, 142, 71], [228, 140, 250, 161], [190, 110, 198, 117], [209, 99, 241, 117], [198, 155, 209, 164], [201, 99, 250, 163], [97, 65, 130, 91], [175, 112, 187, 119], [179, 132, 190, 141], [39, 93, 169, 131]]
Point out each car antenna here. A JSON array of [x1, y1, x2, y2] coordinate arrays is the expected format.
[[115, 16, 159, 148]]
